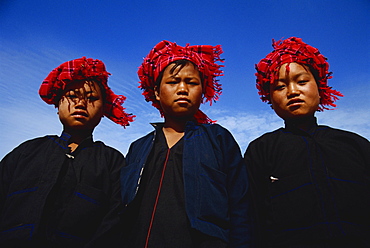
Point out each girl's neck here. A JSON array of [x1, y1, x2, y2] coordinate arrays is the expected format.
[[163, 116, 192, 132], [64, 128, 93, 152], [162, 117, 189, 148], [286, 115, 316, 131]]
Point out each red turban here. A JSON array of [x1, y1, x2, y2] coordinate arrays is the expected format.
[[255, 37, 343, 111], [39, 57, 135, 127], [137, 40, 224, 123]]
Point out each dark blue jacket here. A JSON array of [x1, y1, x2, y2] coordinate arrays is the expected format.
[[120, 122, 251, 247]]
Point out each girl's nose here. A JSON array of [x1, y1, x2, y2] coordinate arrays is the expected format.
[[74, 96, 87, 108], [177, 82, 189, 94], [287, 83, 299, 97]]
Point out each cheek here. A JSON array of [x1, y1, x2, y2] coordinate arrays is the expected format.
[[57, 103, 67, 115], [193, 86, 203, 100], [88, 101, 104, 114], [157, 85, 173, 100], [96, 107, 104, 118], [307, 85, 321, 105], [195, 91, 202, 101], [312, 94, 321, 110], [270, 92, 284, 106]]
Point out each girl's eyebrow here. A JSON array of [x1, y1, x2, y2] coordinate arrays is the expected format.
[[84, 90, 95, 94], [293, 72, 310, 78], [68, 89, 96, 95], [278, 72, 310, 81], [168, 75, 200, 80]]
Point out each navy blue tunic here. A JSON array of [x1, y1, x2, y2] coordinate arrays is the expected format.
[[124, 128, 226, 248]]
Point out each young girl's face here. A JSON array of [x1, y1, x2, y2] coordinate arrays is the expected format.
[[269, 62, 320, 120], [155, 62, 202, 121], [58, 80, 104, 132]]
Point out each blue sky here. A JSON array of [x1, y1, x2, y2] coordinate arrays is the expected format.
[[1, 0, 369, 159]]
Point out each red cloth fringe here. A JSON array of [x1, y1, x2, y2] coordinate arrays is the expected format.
[[39, 57, 135, 127], [138, 40, 224, 124], [255, 37, 343, 111]]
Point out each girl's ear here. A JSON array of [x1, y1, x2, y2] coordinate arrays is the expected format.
[[154, 85, 160, 101]]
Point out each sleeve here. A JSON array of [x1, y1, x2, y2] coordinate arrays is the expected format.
[[0, 154, 13, 215], [243, 138, 270, 248], [217, 127, 253, 248], [85, 148, 126, 248], [120, 133, 153, 206], [0, 143, 28, 215]]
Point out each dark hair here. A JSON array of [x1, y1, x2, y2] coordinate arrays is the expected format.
[[56, 79, 107, 106], [94, 80, 107, 102]]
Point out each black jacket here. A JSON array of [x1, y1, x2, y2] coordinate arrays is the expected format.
[[0, 132, 124, 247], [244, 118, 370, 247]]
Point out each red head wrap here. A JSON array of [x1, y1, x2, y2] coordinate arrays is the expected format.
[[137, 40, 224, 123], [39, 57, 135, 127], [255, 37, 343, 111]]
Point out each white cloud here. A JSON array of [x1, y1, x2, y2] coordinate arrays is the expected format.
[[316, 108, 370, 139], [216, 112, 282, 150]]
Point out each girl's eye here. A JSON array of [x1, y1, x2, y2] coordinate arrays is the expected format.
[[298, 80, 308, 85], [274, 85, 285, 90], [67, 94, 77, 99], [188, 81, 200, 85], [87, 96, 99, 101]]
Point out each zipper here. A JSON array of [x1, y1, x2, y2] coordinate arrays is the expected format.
[[133, 130, 157, 198], [144, 148, 170, 248]]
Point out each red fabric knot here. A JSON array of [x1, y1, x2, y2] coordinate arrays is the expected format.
[[137, 40, 224, 124], [39, 57, 135, 127], [255, 37, 343, 111]]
